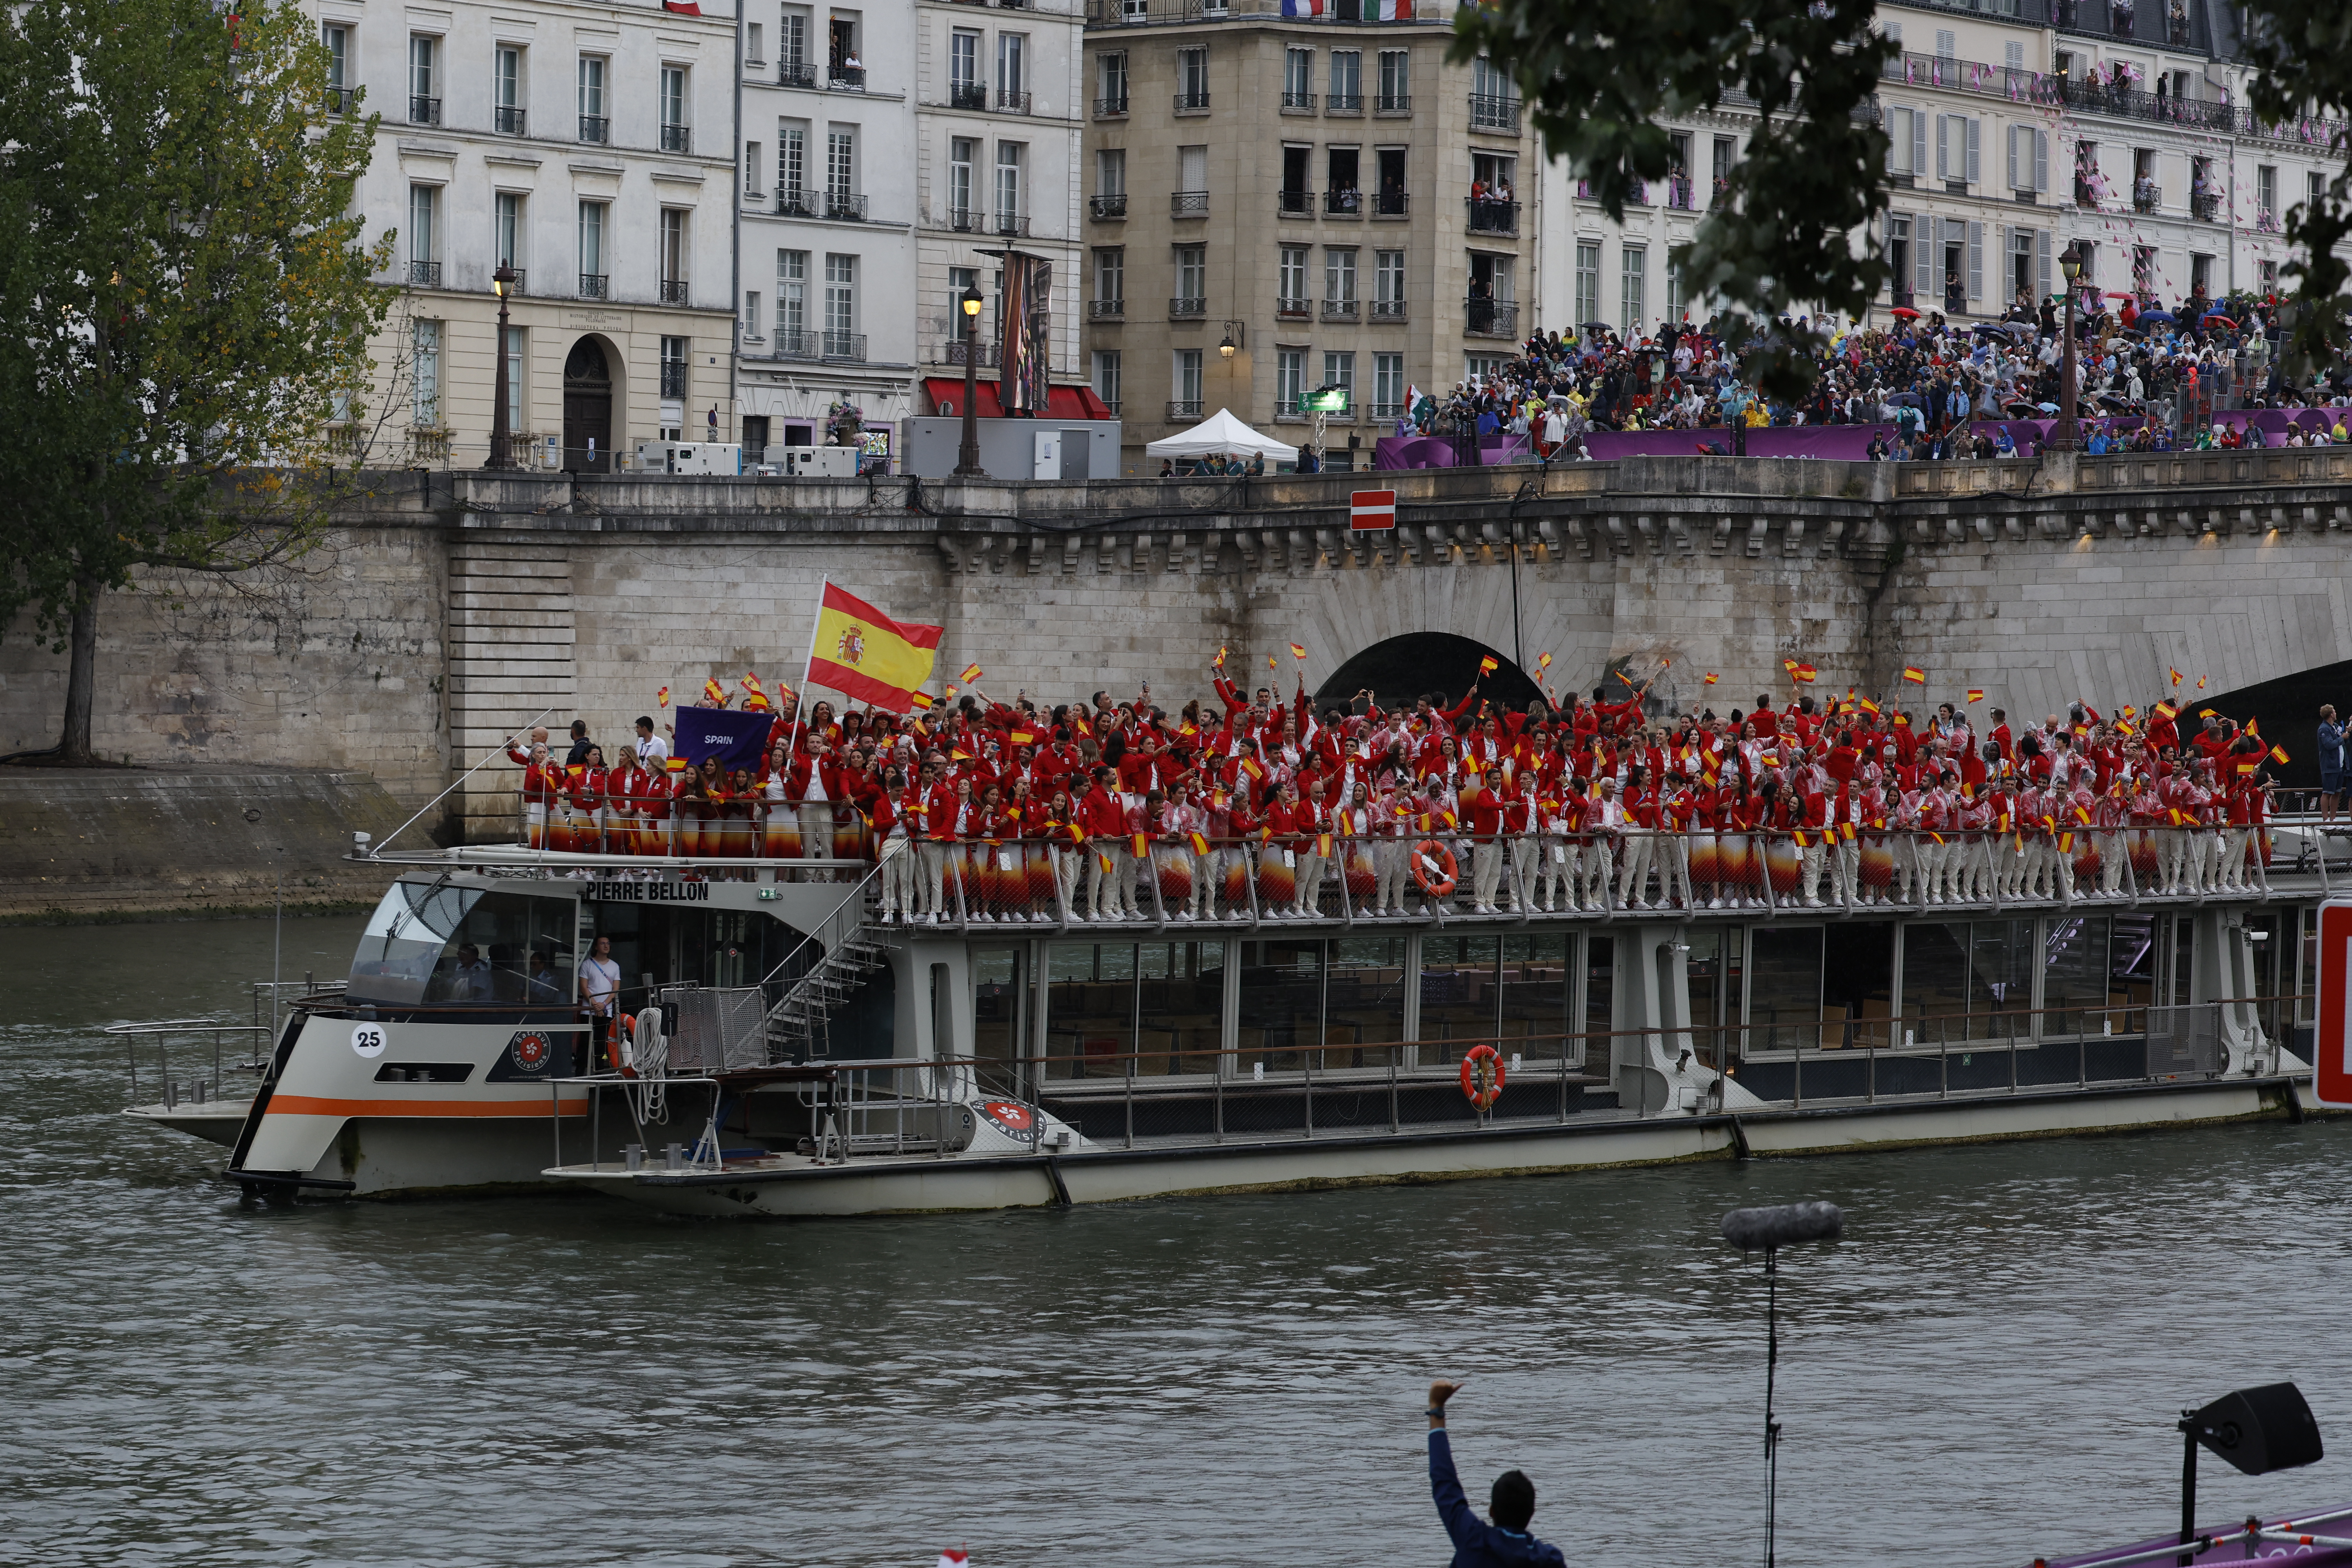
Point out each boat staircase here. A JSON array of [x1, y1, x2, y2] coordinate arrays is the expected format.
[[763, 864, 890, 1062]]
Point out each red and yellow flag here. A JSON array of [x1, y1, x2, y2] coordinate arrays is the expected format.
[[2169, 667, 2183, 687], [656, 685, 671, 709], [2154, 700, 2178, 720], [1188, 830, 1210, 857], [807, 583, 945, 711], [908, 690, 936, 711], [1966, 689, 1985, 704], [1130, 832, 1149, 859], [2272, 745, 2290, 765], [960, 663, 984, 685], [1901, 666, 1926, 685], [1478, 655, 1500, 676], [703, 677, 726, 704], [741, 672, 770, 711], [1704, 673, 1719, 685], [1793, 663, 1818, 683], [1289, 642, 1308, 661], [1857, 696, 1881, 716]]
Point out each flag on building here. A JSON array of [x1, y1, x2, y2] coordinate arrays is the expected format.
[[806, 582, 946, 711], [1280, 0, 1326, 15]]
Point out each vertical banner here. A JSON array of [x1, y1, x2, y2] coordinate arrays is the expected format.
[[998, 251, 1053, 417]]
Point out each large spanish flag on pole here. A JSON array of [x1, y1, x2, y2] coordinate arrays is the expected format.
[[803, 581, 944, 711]]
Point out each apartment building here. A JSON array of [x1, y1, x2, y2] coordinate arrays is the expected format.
[[1081, 0, 1535, 474], [731, 0, 1084, 461], [319, 0, 740, 470], [1537, 0, 2347, 334]]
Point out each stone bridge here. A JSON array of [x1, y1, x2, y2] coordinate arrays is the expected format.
[[7, 448, 2351, 840]]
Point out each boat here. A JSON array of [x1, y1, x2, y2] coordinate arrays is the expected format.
[[122, 814, 2338, 1211]]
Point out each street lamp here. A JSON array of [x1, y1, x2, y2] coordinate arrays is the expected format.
[[954, 281, 985, 477], [2050, 240, 2084, 452], [488, 260, 515, 469], [1218, 329, 1236, 360]]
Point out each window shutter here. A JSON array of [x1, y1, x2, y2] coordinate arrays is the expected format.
[[2007, 125, 2019, 191], [2034, 129, 2048, 193], [1966, 118, 1980, 184], [1916, 218, 1935, 299], [1913, 112, 1928, 183], [1969, 221, 1983, 299], [1937, 115, 1949, 180], [2037, 227, 2051, 297], [1998, 223, 2010, 297]]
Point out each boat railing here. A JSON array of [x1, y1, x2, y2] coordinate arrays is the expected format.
[[105, 1018, 273, 1109]]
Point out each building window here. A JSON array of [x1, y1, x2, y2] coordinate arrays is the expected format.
[[494, 191, 524, 274], [779, 122, 807, 207], [997, 33, 1027, 108], [951, 29, 981, 107], [828, 13, 861, 86], [1174, 243, 1205, 307], [825, 253, 857, 350], [1174, 348, 1203, 410], [1284, 47, 1312, 109], [1377, 49, 1408, 110], [577, 56, 608, 142], [780, 7, 808, 73], [778, 249, 808, 340], [412, 319, 441, 426], [577, 200, 608, 296], [1329, 50, 1361, 110], [1093, 247, 1123, 310], [744, 290, 762, 340], [1886, 105, 1917, 177], [2258, 163, 2279, 228], [1325, 245, 1356, 305], [1619, 243, 1645, 333], [748, 22, 765, 63], [504, 325, 524, 430], [1276, 349, 1305, 414], [746, 141, 763, 197], [323, 24, 350, 109], [660, 335, 688, 401], [407, 183, 439, 285], [1665, 255, 1684, 322], [660, 65, 690, 152], [1376, 249, 1405, 310], [1278, 246, 1309, 312], [1096, 147, 1125, 200], [1177, 46, 1207, 108], [1094, 350, 1122, 414], [660, 209, 689, 302], [1096, 51, 1129, 114], [495, 45, 524, 134], [995, 142, 1025, 232], [408, 34, 439, 124], [1373, 352, 1404, 417], [828, 128, 855, 201], [1574, 241, 1600, 328], [1321, 351, 1354, 411], [949, 137, 976, 226]]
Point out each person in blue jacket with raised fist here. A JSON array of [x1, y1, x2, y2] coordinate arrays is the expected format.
[[1426, 1379, 1565, 1567]]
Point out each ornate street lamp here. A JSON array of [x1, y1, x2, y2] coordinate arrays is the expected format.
[[954, 281, 985, 477], [2050, 240, 2084, 452], [488, 261, 515, 469]]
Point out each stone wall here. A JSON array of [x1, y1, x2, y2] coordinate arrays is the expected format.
[[5, 452, 2351, 845]]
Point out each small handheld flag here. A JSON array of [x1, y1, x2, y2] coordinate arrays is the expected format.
[[2272, 745, 2290, 765], [657, 685, 671, 709], [2197, 675, 2208, 690], [1267, 654, 1277, 672], [1537, 652, 1553, 671], [2154, 700, 2178, 720], [1793, 663, 1818, 683], [1704, 673, 1719, 685], [703, 677, 726, 704], [908, 690, 935, 711], [1289, 642, 1307, 661], [1966, 689, 1985, 703], [1215, 646, 1229, 668], [961, 663, 984, 685], [2169, 668, 2183, 687], [1901, 666, 1926, 685], [1477, 655, 1499, 676]]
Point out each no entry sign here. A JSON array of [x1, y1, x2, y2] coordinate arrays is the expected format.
[[2315, 901, 2352, 1106], [1350, 489, 1396, 532]]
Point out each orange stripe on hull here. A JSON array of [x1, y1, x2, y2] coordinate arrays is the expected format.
[[267, 1095, 589, 1119]]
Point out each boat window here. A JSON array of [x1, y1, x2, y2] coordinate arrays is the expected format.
[[1047, 940, 1221, 1078], [1329, 935, 1408, 1065], [1823, 923, 1895, 1049], [973, 947, 1025, 1084], [348, 882, 577, 1005], [2043, 915, 2113, 1039], [1418, 933, 1496, 1063], [1746, 927, 1823, 1053]]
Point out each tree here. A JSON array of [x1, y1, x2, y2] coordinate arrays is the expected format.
[[0, 0, 391, 763]]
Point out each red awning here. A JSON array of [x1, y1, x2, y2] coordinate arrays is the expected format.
[[920, 378, 1114, 420]]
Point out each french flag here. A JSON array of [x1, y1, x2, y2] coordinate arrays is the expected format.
[[1280, 0, 1327, 14]]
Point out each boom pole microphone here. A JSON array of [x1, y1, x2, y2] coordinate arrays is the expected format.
[[1721, 1201, 1845, 1568]]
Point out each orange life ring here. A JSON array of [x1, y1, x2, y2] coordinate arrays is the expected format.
[[1411, 838, 1459, 896], [1460, 1044, 1506, 1111]]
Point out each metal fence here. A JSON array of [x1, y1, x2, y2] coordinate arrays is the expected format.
[[657, 984, 772, 1073]]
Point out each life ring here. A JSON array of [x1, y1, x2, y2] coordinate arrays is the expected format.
[[616, 1013, 639, 1078], [1460, 1044, 1505, 1111], [1411, 838, 1459, 896]]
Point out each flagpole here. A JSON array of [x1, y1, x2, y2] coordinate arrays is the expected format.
[[791, 575, 828, 759]]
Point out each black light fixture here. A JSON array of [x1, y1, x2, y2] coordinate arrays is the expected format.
[[1218, 329, 1236, 359], [488, 260, 517, 469], [2176, 1384, 2323, 1564], [1722, 1202, 1845, 1568], [954, 281, 985, 477]]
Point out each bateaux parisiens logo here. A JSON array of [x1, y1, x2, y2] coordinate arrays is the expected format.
[[507, 1030, 554, 1073]]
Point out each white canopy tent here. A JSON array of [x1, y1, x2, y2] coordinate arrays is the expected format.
[[1143, 407, 1299, 463]]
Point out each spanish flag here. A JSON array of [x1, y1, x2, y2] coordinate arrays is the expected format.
[[1966, 689, 1985, 704], [2170, 668, 2183, 687], [1478, 655, 1499, 676], [703, 677, 726, 704], [2154, 700, 2178, 720], [1189, 830, 1211, 857], [960, 663, 984, 685], [1130, 832, 1149, 859], [1793, 663, 1818, 683], [807, 582, 945, 711], [1009, 729, 1038, 746], [1857, 696, 1881, 716], [1537, 652, 1553, 672], [741, 672, 770, 711], [2271, 745, 2290, 765], [1289, 642, 1307, 661], [908, 690, 936, 711], [1215, 645, 1229, 668], [1316, 831, 1334, 859], [1704, 673, 1719, 685], [656, 685, 671, 709], [1901, 666, 1926, 684]]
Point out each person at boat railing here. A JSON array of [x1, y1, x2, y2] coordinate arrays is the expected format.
[[580, 935, 621, 1068], [1426, 1380, 1564, 1568]]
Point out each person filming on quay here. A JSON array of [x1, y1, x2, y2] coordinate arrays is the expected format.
[[1425, 1379, 1564, 1568]]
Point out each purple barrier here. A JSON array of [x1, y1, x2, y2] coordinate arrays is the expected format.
[[1372, 436, 1456, 469], [1479, 434, 1534, 465], [1582, 430, 1732, 459], [1746, 424, 1896, 459]]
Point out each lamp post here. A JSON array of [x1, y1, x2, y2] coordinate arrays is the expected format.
[[2050, 240, 2084, 451], [954, 281, 985, 477], [488, 261, 515, 469]]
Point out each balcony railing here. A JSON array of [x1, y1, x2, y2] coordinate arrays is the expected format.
[[1174, 90, 1210, 113], [1666, 174, 1696, 210], [1093, 95, 1129, 118], [996, 89, 1032, 114], [661, 123, 692, 153], [579, 273, 610, 299], [779, 61, 817, 89], [1321, 298, 1359, 321], [2192, 190, 2222, 221], [2132, 189, 2161, 214], [1278, 188, 1314, 216], [941, 206, 982, 232], [951, 82, 987, 111], [578, 114, 609, 143], [1090, 194, 1128, 219], [942, 339, 999, 368], [1370, 298, 1407, 321], [1276, 296, 1310, 318], [1373, 190, 1409, 217], [1169, 296, 1206, 318], [778, 190, 818, 218], [408, 260, 442, 288], [1282, 91, 1317, 113], [1376, 93, 1410, 114], [1463, 298, 1518, 338], [1370, 400, 1405, 421], [1327, 92, 1363, 114], [823, 330, 867, 361], [826, 192, 869, 221], [830, 65, 866, 91], [1465, 197, 1519, 235], [1167, 399, 1204, 421], [410, 94, 441, 125], [1324, 188, 1364, 216], [1090, 298, 1125, 319], [326, 85, 354, 115], [660, 279, 691, 305], [765, 328, 820, 359], [495, 104, 526, 135], [659, 363, 688, 398], [1171, 190, 1209, 216], [992, 211, 1030, 236], [1468, 93, 1519, 133]]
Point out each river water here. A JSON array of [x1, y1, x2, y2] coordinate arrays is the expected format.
[[7, 913, 2352, 1568]]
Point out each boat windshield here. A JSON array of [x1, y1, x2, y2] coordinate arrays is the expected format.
[[347, 881, 578, 1006]]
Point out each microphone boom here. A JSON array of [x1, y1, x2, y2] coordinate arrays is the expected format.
[[1721, 1201, 1844, 1252]]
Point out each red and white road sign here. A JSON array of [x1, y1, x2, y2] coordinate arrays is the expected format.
[[1349, 488, 1396, 532], [2315, 901, 2352, 1106]]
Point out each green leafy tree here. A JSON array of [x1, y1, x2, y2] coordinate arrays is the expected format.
[[0, 0, 391, 763]]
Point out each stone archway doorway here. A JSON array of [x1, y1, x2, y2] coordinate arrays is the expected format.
[[562, 337, 613, 472]]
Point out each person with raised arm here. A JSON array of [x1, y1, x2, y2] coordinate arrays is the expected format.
[[1424, 1381, 1564, 1568]]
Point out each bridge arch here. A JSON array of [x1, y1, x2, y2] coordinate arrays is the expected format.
[[1314, 633, 1543, 713]]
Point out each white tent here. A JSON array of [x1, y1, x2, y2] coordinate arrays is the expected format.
[[1143, 407, 1299, 463]]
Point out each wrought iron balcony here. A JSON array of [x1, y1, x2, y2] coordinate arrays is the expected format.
[[1463, 298, 1518, 338], [660, 363, 688, 397], [409, 95, 441, 125], [1467, 93, 1519, 133], [1169, 296, 1206, 319], [660, 279, 691, 305], [822, 330, 866, 361], [778, 191, 818, 218], [829, 65, 866, 91], [1089, 299, 1125, 319], [1089, 193, 1128, 219], [1372, 190, 1409, 217], [826, 192, 869, 221], [1321, 298, 1359, 321], [996, 89, 1032, 114], [1276, 296, 1310, 319], [1326, 92, 1363, 115], [1167, 399, 1204, 421], [495, 104, 526, 135], [1465, 197, 1519, 236], [408, 260, 442, 287], [1174, 89, 1209, 113], [579, 273, 610, 300], [779, 62, 817, 89], [951, 82, 987, 111], [661, 123, 692, 153], [1093, 96, 1129, 118], [1278, 188, 1314, 217], [1171, 190, 1209, 217], [578, 114, 609, 143]]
